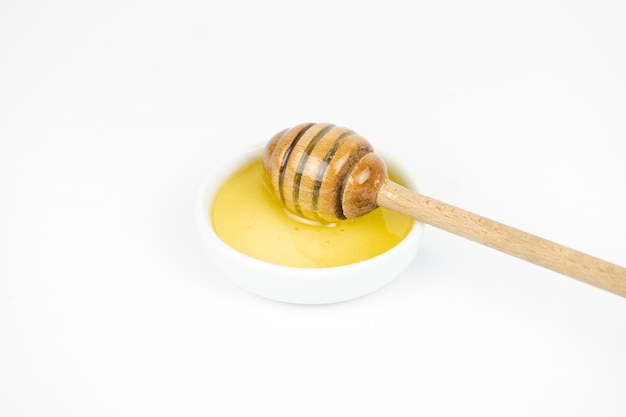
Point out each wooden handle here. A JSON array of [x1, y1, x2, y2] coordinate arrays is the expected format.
[[377, 180, 626, 297]]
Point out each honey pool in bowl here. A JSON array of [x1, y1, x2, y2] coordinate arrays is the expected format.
[[211, 158, 414, 268]]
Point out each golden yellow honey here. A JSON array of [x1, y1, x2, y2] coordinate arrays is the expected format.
[[211, 158, 413, 268]]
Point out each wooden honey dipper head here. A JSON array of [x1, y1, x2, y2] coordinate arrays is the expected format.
[[262, 122, 388, 223]]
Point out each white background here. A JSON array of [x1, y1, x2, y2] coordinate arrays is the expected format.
[[1, 1, 625, 416]]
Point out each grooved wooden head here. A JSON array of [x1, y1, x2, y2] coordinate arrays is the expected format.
[[262, 122, 388, 223]]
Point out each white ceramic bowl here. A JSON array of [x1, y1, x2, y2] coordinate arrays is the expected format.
[[196, 144, 424, 304]]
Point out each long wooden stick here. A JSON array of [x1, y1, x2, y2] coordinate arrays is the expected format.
[[262, 123, 626, 297], [378, 180, 626, 297]]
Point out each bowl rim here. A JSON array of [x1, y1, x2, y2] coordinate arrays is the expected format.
[[195, 142, 424, 303]]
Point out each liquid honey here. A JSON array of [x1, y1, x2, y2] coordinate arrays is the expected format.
[[211, 158, 413, 268]]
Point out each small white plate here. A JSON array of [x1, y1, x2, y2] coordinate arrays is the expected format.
[[196, 144, 424, 304]]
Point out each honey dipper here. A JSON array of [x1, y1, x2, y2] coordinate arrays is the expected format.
[[262, 122, 626, 297]]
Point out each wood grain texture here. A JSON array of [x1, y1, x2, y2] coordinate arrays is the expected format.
[[377, 180, 626, 297]]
